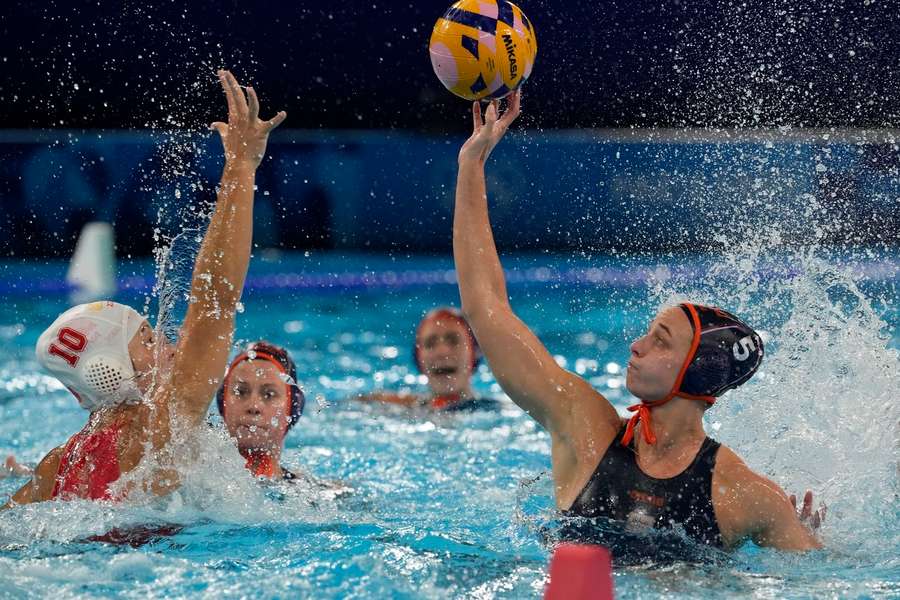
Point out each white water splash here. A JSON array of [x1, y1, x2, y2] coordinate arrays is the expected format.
[[651, 216, 899, 558]]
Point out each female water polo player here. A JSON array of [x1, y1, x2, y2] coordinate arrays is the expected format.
[[2, 70, 286, 507], [450, 90, 824, 551], [357, 307, 497, 411], [217, 341, 350, 493], [217, 342, 303, 481]]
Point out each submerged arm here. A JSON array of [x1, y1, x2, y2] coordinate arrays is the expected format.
[[750, 480, 824, 551], [718, 450, 824, 551], [1, 455, 32, 478], [354, 392, 420, 407], [1, 446, 64, 510]]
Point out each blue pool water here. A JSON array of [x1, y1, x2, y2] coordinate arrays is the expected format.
[[0, 251, 897, 598]]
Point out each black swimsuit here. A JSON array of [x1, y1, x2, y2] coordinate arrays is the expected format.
[[565, 425, 724, 548], [438, 396, 499, 412]]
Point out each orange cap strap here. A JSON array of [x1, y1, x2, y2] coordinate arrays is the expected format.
[[241, 449, 276, 479], [430, 393, 461, 410], [621, 399, 667, 446]]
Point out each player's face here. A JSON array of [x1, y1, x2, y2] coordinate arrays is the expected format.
[[417, 317, 475, 397], [222, 360, 291, 452], [626, 307, 693, 401], [128, 321, 174, 395]]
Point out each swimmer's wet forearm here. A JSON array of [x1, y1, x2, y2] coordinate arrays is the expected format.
[[451, 96, 619, 438], [187, 73, 258, 320], [739, 473, 826, 551], [172, 70, 285, 422], [193, 70, 285, 310], [453, 109, 560, 428], [0, 459, 32, 478], [3, 480, 35, 509], [453, 162, 560, 429], [757, 527, 823, 551], [454, 162, 509, 311], [0, 484, 30, 509], [454, 94, 520, 311], [2, 446, 64, 507], [191, 163, 255, 307], [354, 391, 418, 406]]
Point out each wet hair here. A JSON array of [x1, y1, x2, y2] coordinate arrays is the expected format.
[[216, 341, 305, 431]]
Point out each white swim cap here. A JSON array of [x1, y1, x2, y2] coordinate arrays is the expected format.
[[36, 301, 147, 411]]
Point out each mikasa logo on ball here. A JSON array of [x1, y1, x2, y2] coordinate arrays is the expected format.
[[502, 33, 518, 79]]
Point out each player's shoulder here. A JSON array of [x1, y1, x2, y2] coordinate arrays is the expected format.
[[40, 444, 67, 471], [713, 444, 787, 502], [27, 443, 68, 501]]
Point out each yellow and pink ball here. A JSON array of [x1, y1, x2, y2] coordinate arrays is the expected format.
[[429, 0, 537, 101]]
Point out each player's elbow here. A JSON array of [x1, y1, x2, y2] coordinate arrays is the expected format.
[[460, 292, 509, 324], [753, 516, 824, 552]]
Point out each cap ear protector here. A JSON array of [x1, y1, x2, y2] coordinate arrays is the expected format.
[[217, 341, 305, 432], [412, 307, 481, 374], [36, 301, 146, 412], [676, 303, 764, 400]]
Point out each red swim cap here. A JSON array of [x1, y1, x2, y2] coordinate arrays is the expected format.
[[413, 307, 481, 373]]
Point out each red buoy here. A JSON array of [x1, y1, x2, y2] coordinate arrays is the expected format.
[[544, 544, 614, 600]]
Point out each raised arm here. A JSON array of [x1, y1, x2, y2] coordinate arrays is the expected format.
[[166, 70, 286, 424], [452, 92, 620, 445]]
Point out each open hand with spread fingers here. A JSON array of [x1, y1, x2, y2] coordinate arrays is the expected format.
[[210, 70, 287, 170], [790, 490, 826, 532]]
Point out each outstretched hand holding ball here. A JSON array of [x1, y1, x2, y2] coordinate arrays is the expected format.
[[458, 90, 521, 165]]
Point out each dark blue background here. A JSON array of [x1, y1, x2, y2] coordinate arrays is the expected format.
[[1, 130, 896, 257], [2, 0, 898, 130], [1, 1, 898, 257]]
